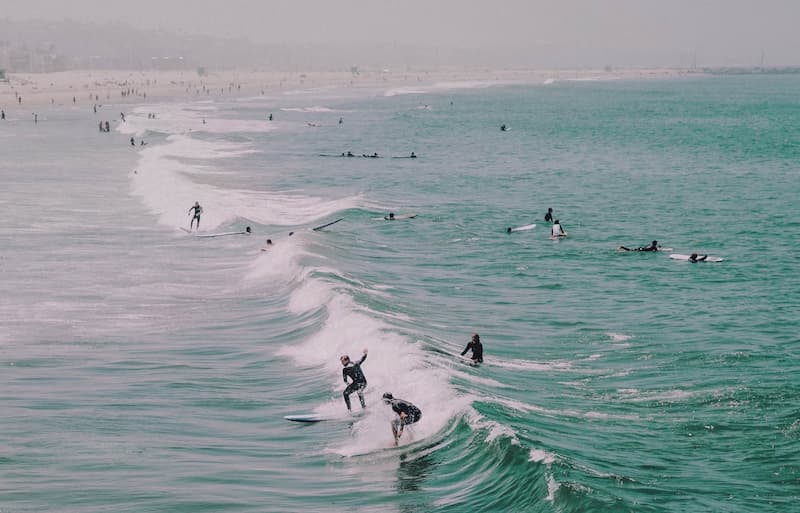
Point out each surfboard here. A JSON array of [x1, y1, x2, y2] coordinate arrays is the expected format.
[[181, 227, 251, 238], [284, 410, 364, 423], [507, 223, 536, 233], [284, 414, 326, 423], [670, 253, 724, 262], [382, 213, 417, 220], [312, 218, 343, 231]]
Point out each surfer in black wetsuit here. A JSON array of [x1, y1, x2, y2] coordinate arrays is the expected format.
[[619, 240, 659, 252], [544, 208, 553, 222], [341, 349, 368, 412], [460, 333, 484, 364], [385, 213, 395, 220], [188, 201, 203, 230], [688, 252, 708, 263], [382, 393, 422, 444]]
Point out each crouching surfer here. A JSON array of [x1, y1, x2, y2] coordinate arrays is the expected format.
[[382, 393, 422, 444]]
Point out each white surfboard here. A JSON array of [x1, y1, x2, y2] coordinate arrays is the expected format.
[[377, 213, 417, 220], [507, 223, 535, 233], [670, 253, 724, 262], [181, 227, 251, 238], [284, 410, 364, 423]]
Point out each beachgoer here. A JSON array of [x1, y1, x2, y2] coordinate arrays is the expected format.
[[130, 137, 135, 146], [339, 117, 343, 124], [544, 208, 553, 222], [688, 252, 708, 263], [341, 349, 368, 412], [619, 240, 659, 252], [382, 393, 422, 444], [104, 121, 110, 132], [2, 109, 6, 120], [460, 333, 484, 364], [120, 112, 125, 122], [551, 220, 566, 238], [268, 113, 273, 121], [188, 201, 203, 230]]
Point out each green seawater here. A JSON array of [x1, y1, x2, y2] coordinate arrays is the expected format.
[[1, 74, 798, 513]]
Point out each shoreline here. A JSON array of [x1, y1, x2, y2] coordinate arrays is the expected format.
[[0, 67, 693, 110]]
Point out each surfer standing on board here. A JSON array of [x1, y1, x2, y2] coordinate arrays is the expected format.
[[341, 349, 368, 412], [382, 393, 422, 444], [460, 333, 484, 364], [188, 201, 203, 230]]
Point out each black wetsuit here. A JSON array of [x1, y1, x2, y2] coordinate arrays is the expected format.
[[342, 354, 367, 410], [461, 340, 484, 363], [388, 398, 422, 426], [544, 211, 553, 222]]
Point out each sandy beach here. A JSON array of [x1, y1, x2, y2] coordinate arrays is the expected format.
[[0, 67, 688, 110]]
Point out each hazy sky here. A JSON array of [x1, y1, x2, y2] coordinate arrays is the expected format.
[[3, 0, 800, 66]]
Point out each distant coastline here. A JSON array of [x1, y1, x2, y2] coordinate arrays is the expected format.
[[1, 67, 697, 109]]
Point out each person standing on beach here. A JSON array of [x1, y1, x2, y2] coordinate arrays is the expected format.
[[1, 109, 5, 120], [130, 137, 135, 146], [188, 201, 203, 230]]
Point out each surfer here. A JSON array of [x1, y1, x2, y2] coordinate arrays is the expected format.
[[551, 220, 567, 238], [341, 349, 368, 412], [410, 152, 416, 158], [544, 208, 553, 223], [382, 393, 422, 444], [385, 213, 395, 220], [500, 124, 507, 131], [188, 201, 203, 230], [688, 253, 708, 263], [618, 240, 660, 252], [460, 333, 484, 364], [261, 239, 273, 251]]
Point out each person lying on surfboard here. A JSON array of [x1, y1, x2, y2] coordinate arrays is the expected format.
[[383, 393, 422, 444], [341, 349, 368, 412], [460, 333, 484, 364], [618, 240, 660, 252], [688, 253, 708, 263]]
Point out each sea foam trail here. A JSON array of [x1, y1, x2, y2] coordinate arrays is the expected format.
[[130, 134, 360, 231]]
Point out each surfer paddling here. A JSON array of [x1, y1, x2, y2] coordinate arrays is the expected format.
[[382, 393, 422, 444], [618, 240, 660, 252], [341, 349, 368, 412], [688, 253, 708, 263]]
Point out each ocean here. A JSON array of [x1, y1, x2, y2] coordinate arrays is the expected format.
[[1, 73, 798, 513]]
